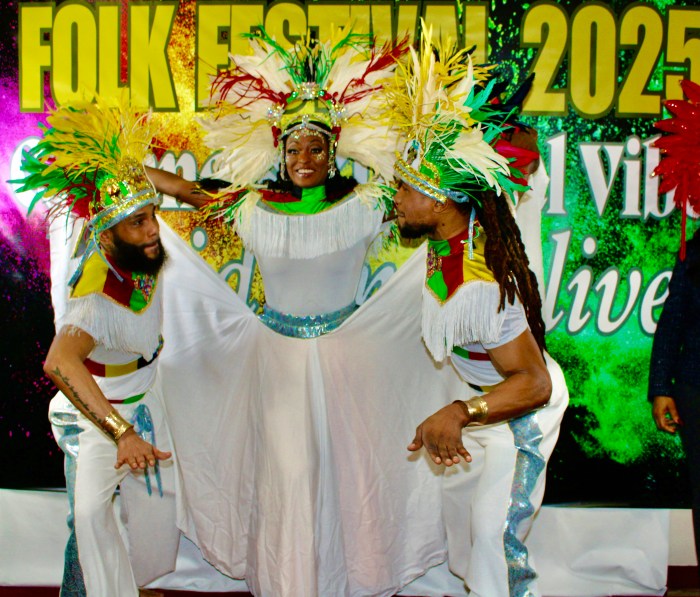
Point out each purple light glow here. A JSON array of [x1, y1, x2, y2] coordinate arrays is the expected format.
[[0, 76, 50, 274]]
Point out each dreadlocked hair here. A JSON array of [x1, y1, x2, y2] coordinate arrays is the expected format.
[[456, 192, 546, 352]]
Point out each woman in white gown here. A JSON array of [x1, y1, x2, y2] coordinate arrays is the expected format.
[[149, 29, 465, 597]]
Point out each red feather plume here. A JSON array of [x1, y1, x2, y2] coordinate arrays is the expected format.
[[653, 79, 700, 259]]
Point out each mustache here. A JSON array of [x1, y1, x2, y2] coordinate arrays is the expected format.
[[110, 236, 168, 276]]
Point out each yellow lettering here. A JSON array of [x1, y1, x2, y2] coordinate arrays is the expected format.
[[570, 3, 616, 118], [52, 3, 97, 106], [97, 4, 122, 99], [396, 3, 419, 43], [354, 4, 392, 44], [264, 2, 306, 47], [665, 8, 700, 101], [130, 3, 177, 110], [348, 4, 371, 35], [617, 4, 663, 116], [423, 3, 458, 42], [521, 3, 568, 115], [463, 3, 487, 63], [197, 4, 232, 109], [19, 4, 53, 112], [307, 4, 350, 40], [229, 3, 265, 55]]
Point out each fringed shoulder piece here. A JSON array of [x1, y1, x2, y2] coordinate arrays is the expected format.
[[61, 286, 163, 359], [421, 280, 506, 362], [420, 226, 507, 361], [234, 182, 386, 259]]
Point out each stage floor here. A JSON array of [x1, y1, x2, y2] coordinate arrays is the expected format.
[[0, 488, 688, 596]]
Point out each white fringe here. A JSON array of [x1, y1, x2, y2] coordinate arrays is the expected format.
[[234, 183, 385, 259], [421, 280, 507, 362], [60, 287, 163, 360]]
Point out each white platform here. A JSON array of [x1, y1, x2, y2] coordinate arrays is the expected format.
[[0, 488, 688, 596]]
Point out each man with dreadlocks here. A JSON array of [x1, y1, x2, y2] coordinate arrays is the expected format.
[[387, 27, 569, 596]]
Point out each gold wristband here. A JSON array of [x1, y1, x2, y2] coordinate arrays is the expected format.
[[453, 397, 489, 426], [465, 396, 489, 425], [101, 410, 134, 443]]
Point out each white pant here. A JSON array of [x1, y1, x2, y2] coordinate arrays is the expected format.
[[49, 385, 179, 597], [443, 356, 569, 597]]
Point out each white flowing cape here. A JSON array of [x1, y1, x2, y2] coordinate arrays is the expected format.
[[157, 223, 466, 597]]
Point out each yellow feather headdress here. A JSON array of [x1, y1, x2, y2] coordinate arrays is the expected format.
[[15, 94, 160, 284], [385, 23, 531, 205]]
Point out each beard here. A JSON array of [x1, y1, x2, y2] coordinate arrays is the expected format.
[[397, 220, 435, 240], [110, 234, 168, 276]]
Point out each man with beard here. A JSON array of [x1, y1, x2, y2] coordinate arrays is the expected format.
[[17, 98, 179, 597], [385, 30, 569, 596]]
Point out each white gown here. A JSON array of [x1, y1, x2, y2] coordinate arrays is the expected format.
[[157, 191, 466, 597]]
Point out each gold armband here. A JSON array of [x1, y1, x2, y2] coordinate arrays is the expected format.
[[453, 397, 489, 426], [465, 397, 489, 425], [101, 410, 134, 443]]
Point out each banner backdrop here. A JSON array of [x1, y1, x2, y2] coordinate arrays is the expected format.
[[1, 0, 698, 506]]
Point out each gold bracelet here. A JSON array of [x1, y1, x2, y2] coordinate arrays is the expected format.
[[453, 397, 489, 426], [101, 410, 134, 443], [465, 396, 489, 426]]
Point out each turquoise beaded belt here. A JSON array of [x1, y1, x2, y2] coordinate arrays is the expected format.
[[259, 302, 357, 338]]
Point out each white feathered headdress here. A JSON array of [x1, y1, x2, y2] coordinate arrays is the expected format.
[[199, 26, 409, 189]]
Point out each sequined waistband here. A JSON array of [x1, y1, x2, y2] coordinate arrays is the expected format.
[[259, 302, 357, 338]]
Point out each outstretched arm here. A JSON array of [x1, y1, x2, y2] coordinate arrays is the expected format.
[[408, 329, 551, 466], [145, 165, 211, 209], [44, 326, 172, 469]]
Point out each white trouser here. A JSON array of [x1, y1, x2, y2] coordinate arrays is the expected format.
[[49, 385, 179, 597], [443, 356, 568, 597]]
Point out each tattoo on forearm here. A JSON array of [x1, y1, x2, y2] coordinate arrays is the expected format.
[[52, 366, 103, 425]]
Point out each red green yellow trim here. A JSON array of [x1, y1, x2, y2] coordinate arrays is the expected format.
[[426, 226, 495, 303], [452, 346, 491, 361], [84, 336, 164, 378], [71, 252, 157, 314]]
